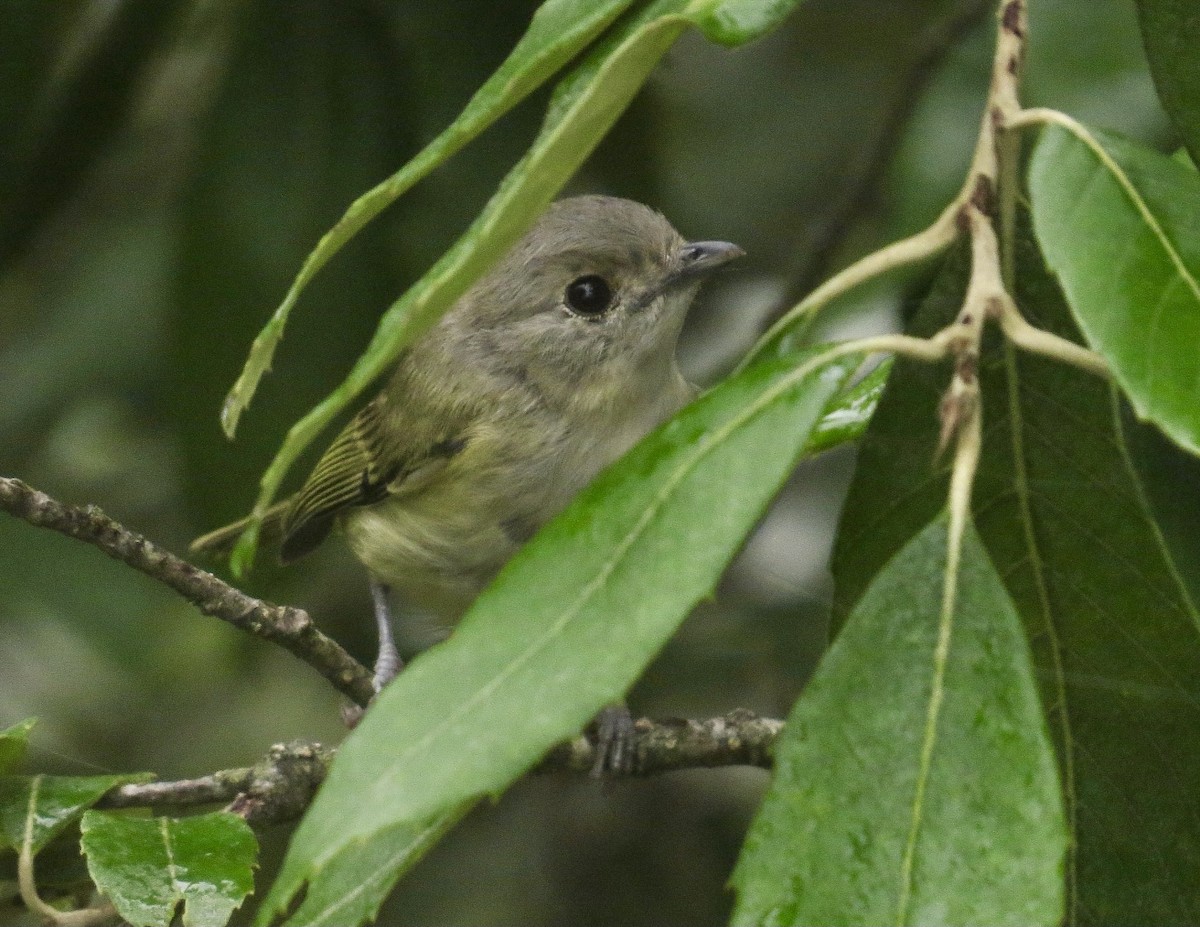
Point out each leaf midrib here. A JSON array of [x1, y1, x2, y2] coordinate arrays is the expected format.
[[1001, 340, 1079, 924]]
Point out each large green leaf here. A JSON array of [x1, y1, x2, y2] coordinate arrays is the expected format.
[[1135, 0, 1200, 166], [80, 810, 257, 927], [258, 346, 855, 922], [732, 517, 1066, 926], [832, 225, 1200, 924], [232, 0, 808, 570], [0, 719, 35, 775], [1029, 125, 1200, 455], [0, 773, 151, 855]]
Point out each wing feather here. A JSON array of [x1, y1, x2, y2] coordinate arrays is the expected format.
[[279, 396, 466, 563], [281, 400, 397, 562]]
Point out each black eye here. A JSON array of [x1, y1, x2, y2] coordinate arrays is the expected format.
[[564, 275, 614, 316]]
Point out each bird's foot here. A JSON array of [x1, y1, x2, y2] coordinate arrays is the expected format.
[[590, 704, 638, 778]]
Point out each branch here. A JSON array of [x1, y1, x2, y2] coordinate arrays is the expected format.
[[0, 477, 376, 707], [95, 712, 784, 825], [99, 740, 334, 825], [542, 709, 784, 776]]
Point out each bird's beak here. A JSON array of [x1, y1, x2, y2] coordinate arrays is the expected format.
[[671, 240, 745, 284]]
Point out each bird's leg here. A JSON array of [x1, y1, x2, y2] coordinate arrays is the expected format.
[[343, 580, 403, 728], [370, 579, 402, 691], [590, 703, 637, 778]]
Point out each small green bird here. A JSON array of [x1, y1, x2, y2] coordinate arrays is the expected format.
[[193, 195, 741, 767]]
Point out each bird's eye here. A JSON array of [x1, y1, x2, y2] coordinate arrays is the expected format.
[[564, 275, 614, 316]]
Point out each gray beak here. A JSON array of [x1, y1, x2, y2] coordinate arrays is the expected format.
[[657, 237, 739, 295], [670, 240, 745, 285], [662, 237, 744, 288], [681, 238, 744, 271]]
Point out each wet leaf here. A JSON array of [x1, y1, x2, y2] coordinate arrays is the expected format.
[[0, 773, 150, 855], [732, 518, 1066, 926], [81, 810, 257, 927], [804, 358, 891, 456]]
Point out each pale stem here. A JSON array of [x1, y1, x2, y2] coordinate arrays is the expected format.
[[999, 308, 1110, 377], [19, 778, 116, 927], [738, 198, 964, 371]]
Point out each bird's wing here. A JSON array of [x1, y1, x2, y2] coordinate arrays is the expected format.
[[279, 397, 461, 562]]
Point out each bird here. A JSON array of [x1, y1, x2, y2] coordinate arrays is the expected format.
[[192, 195, 742, 770]]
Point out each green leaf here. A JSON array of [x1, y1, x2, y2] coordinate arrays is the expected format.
[[258, 346, 857, 922], [232, 0, 808, 571], [218, 0, 637, 439], [0, 773, 151, 855], [732, 517, 1066, 927], [80, 810, 257, 927], [1135, 0, 1200, 166], [0, 719, 35, 774], [833, 222, 1200, 924], [1028, 124, 1200, 455], [804, 357, 891, 456], [282, 810, 466, 927]]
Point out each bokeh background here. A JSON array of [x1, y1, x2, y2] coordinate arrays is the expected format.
[[0, 1, 1174, 924]]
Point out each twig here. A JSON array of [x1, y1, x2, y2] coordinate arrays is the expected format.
[[99, 740, 334, 826], [737, 212, 965, 371], [541, 709, 784, 776], [895, 4, 1024, 919], [0, 477, 376, 707], [94, 712, 785, 827], [998, 306, 1109, 376]]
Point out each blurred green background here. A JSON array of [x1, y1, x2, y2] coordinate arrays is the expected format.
[[0, 1, 1173, 923]]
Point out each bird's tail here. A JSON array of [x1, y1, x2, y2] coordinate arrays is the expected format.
[[189, 500, 291, 559]]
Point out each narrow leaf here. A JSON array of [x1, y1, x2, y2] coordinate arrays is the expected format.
[[1135, 0, 1200, 165], [732, 517, 1066, 926], [0, 719, 35, 774], [259, 346, 857, 921], [81, 810, 257, 927], [833, 221, 1200, 924], [1029, 125, 1200, 454], [219, 0, 637, 437], [0, 773, 151, 854]]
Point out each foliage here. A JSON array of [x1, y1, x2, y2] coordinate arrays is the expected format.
[[3, 1, 1200, 926]]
